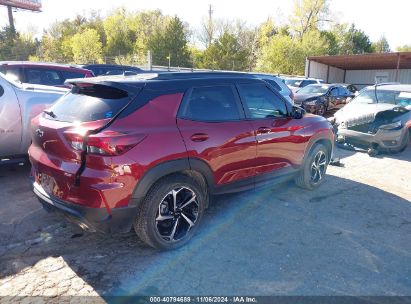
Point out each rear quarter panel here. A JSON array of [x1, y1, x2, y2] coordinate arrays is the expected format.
[[87, 92, 188, 208]]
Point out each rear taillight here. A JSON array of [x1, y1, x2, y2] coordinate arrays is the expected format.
[[64, 130, 145, 156]]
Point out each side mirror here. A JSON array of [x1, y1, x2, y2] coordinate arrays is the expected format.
[[291, 106, 305, 119], [0, 85, 3, 97]]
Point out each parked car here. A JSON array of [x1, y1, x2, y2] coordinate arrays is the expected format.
[[0, 72, 68, 161], [282, 77, 324, 92], [79, 64, 144, 76], [0, 61, 94, 87], [250, 73, 294, 104], [29, 72, 334, 250], [331, 84, 411, 156], [338, 83, 359, 96], [294, 83, 354, 116]]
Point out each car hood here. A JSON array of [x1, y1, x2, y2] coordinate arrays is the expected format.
[[334, 102, 409, 128], [294, 93, 323, 104]]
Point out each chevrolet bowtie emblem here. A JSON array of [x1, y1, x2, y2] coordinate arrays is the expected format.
[[35, 129, 44, 138]]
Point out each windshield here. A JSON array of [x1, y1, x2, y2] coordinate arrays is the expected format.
[[284, 79, 301, 87], [352, 88, 411, 106], [297, 85, 329, 95]]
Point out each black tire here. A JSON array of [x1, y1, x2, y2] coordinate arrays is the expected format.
[[134, 174, 206, 250], [316, 103, 326, 116], [295, 143, 329, 190]]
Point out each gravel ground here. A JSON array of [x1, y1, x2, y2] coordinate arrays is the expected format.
[[0, 144, 410, 298]]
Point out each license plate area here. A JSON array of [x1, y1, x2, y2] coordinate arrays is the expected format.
[[36, 171, 56, 196]]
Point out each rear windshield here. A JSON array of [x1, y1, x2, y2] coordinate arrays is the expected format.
[[47, 84, 130, 122]]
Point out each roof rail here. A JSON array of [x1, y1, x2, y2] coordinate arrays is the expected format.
[[151, 71, 254, 80], [374, 82, 401, 87]]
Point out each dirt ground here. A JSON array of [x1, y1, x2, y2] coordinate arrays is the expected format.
[[0, 144, 410, 298]]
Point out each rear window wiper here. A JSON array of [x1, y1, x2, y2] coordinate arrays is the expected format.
[[43, 110, 57, 118]]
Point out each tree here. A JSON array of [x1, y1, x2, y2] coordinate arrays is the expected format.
[[372, 35, 391, 53], [397, 44, 411, 52], [0, 27, 37, 61], [71, 29, 103, 63], [199, 31, 251, 71], [256, 30, 328, 75], [147, 16, 191, 67], [0, 26, 17, 60], [335, 23, 373, 54], [103, 8, 134, 57], [290, 0, 330, 39], [127, 10, 168, 64], [320, 30, 339, 55]]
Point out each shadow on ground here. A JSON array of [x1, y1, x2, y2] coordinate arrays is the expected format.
[[1, 158, 411, 296]]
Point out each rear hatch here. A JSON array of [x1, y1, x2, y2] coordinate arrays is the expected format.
[[29, 82, 142, 204]]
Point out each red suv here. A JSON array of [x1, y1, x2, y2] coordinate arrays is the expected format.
[[29, 72, 334, 249], [0, 61, 94, 87]]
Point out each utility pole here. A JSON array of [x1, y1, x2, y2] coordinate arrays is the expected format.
[[7, 6, 15, 34], [207, 4, 213, 48]]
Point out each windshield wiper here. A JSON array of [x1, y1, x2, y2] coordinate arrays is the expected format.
[[43, 110, 57, 118]]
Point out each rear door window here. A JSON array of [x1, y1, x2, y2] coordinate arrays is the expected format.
[[179, 85, 242, 122], [238, 83, 288, 119], [338, 87, 349, 96], [48, 85, 132, 122], [330, 87, 339, 97], [25, 68, 64, 86]]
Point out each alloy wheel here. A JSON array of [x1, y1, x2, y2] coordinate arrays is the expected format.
[[156, 187, 199, 242], [310, 150, 327, 184]]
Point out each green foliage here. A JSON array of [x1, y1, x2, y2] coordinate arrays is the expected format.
[[397, 44, 411, 52], [256, 30, 328, 75], [290, 0, 330, 38], [199, 31, 251, 71], [0, 2, 391, 73], [0, 27, 37, 61], [320, 30, 339, 55], [335, 24, 374, 55], [71, 29, 103, 63], [127, 10, 169, 64], [147, 16, 191, 67], [372, 36, 391, 53], [103, 8, 134, 57]]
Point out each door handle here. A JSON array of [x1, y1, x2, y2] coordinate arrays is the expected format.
[[257, 127, 271, 134], [190, 133, 209, 142]]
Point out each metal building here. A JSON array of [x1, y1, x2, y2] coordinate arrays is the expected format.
[[305, 52, 411, 88]]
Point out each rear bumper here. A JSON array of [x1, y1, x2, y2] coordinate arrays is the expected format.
[[32, 181, 137, 233]]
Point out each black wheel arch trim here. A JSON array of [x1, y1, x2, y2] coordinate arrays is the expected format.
[[303, 134, 334, 164], [130, 157, 214, 207]]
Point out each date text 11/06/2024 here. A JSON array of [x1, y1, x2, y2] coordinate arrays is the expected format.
[[149, 297, 258, 303]]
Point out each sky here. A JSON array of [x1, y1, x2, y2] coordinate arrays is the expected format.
[[0, 0, 409, 50]]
